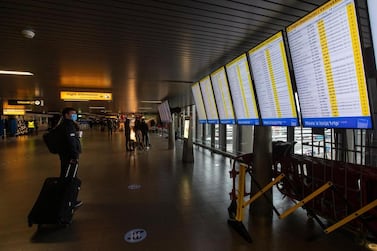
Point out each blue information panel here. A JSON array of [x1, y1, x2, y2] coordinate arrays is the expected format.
[[210, 67, 236, 124], [248, 32, 299, 127], [287, 0, 372, 128], [225, 54, 260, 125], [191, 83, 207, 123], [200, 76, 219, 124]]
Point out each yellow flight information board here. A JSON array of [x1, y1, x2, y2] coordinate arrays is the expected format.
[[191, 83, 207, 123], [248, 31, 298, 126], [60, 91, 112, 101], [287, 0, 371, 128], [199, 76, 219, 124], [210, 67, 235, 124], [225, 54, 260, 125]]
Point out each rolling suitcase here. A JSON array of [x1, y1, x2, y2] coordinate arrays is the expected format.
[[28, 162, 81, 228]]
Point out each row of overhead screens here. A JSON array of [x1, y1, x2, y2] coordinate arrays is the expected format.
[[191, 0, 374, 129]]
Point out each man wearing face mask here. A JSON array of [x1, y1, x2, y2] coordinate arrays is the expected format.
[[57, 107, 82, 208]]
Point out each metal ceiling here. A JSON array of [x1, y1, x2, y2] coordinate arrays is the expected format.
[[0, 0, 343, 113]]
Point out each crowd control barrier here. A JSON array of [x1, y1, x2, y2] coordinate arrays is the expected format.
[[227, 143, 377, 243]]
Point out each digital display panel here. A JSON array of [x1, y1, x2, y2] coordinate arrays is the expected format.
[[158, 100, 172, 123], [210, 67, 236, 124], [225, 54, 260, 125], [248, 32, 299, 126], [183, 119, 190, 139], [367, 0, 377, 70], [60, 91, 112, 101], [191, 83, 207, 123], [199, 76, 219, 124], [287, 0, 372, 128]]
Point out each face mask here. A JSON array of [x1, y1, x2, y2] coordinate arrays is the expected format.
[[71, 113, 78, 121]]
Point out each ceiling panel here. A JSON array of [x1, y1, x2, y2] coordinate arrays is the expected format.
[[0, 0, 347, 114]]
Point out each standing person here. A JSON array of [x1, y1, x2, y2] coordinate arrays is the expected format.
[[56, 107, 83, 208], [150, 119, 156, 133], [134, 118, 143, 150], [107, 119, 113, 136], [140, 119, 150, 148], [124, 118, 132, 151]]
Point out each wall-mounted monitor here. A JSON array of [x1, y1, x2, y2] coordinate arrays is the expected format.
[[157, 100, 172, 123], [287, 0, 372, 128], [210, 67, 236, 124], [367, 0, 377, 71], [191, 83, 207, 123], [248, 31, 299, 127], [225, 54, 260, 125], [199, 76, 219, 124]]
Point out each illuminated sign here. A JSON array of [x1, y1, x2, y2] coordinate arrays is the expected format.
[[225, 54, 260, 125], [191, 83, 207, 123], [3, 108, 25, 115], [183, 119, 190, 139], [60, 91, 112, 101], [210, 67, 236, 124], [287, 0, 372, 128], [367, 0, 377, 70], [8, 99, 43, 106], [199, 76, 219, 124], [248, 32, 298, 126]]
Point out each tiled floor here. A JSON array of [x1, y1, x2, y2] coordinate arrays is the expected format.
[[0, 130, 370, 250]]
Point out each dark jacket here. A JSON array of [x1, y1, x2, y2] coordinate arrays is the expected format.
[[124, 119, 131, 137], [140, 121, 148, 135], [57, 119, 81, 159]]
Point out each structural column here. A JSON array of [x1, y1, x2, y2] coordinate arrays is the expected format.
[[250, 126, 272, 217], [219, 124, 226, 152], [168, 114, 175, 149]]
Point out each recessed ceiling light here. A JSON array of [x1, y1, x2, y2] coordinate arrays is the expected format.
[[0, 70, 34, 76], [140, 100, 162, 104], [21, 29, 35, 39], [89, 106, 106, 109]]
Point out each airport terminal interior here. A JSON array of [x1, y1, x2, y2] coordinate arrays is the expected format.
[[2, 0, 377, 250]]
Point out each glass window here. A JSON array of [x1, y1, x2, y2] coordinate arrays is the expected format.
[[204, 124, 211, 146], [272, 126, 287, 142], [226, 124, 234, 153], [214, 124, 220, 148]]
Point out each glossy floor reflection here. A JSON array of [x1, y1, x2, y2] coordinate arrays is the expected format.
[[0, 130, 369, 251]]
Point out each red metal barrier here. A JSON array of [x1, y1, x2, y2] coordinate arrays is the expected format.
[[274, 155, 377, 238]]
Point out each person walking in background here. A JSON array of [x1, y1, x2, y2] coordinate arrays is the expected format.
[[140, 118, 150, 148], [124, 118, 133, 151], [107, 119, 113, 136], [134, 118, 144, 150]]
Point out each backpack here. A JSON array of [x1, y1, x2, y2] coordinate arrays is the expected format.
[[43, 125, 63, 154]]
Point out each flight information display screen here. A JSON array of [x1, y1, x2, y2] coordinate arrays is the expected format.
[[287, 0, 372, 128], [225, 54, 260, 125], [210, 67, 236, 124], [191, 83, 207, 123], [200, 76, 219, 124], [368, 0, 377, 70], [158, 100, 172, 123], [248, 31, 299, 126]]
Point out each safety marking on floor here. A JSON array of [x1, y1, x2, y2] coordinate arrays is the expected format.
[[124, 228, 147, 243], [128, 184, 141, 190]]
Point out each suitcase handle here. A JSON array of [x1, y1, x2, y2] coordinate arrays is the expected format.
[[65, 162, 78, 178]]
